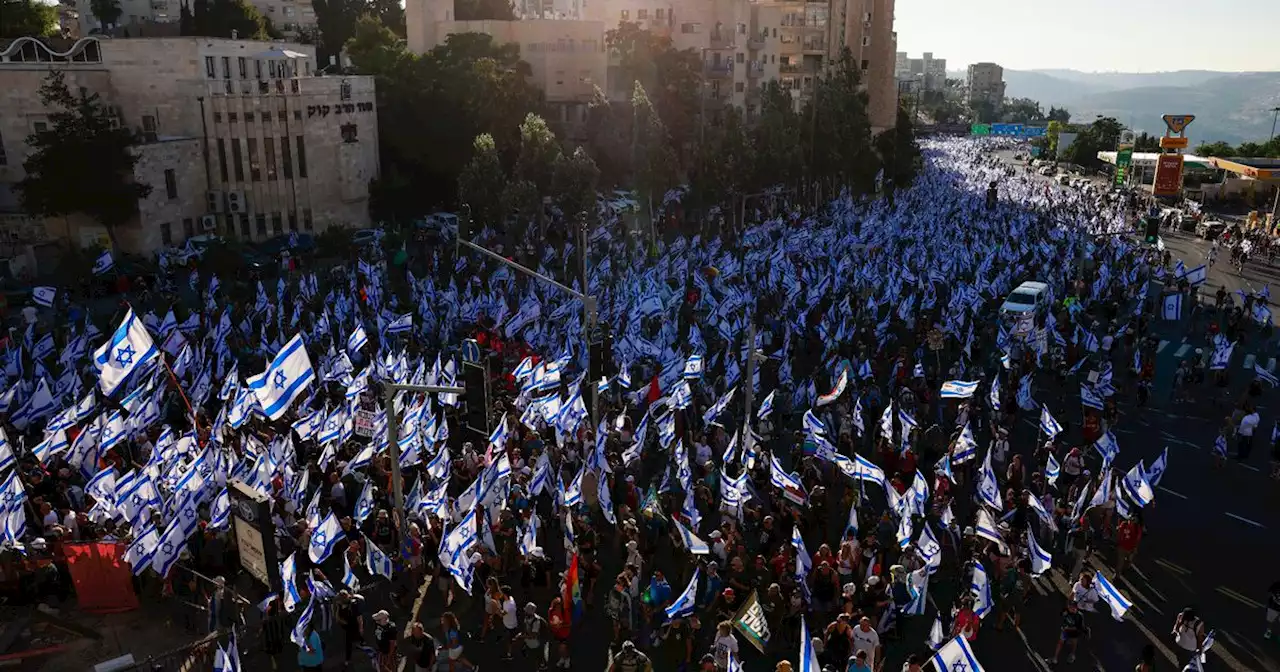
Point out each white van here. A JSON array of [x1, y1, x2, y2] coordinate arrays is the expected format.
[[1000, 281, 1050, 318]]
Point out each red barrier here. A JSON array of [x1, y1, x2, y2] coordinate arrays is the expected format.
[[62, 542, 140, 613]]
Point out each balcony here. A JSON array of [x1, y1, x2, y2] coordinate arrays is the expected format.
[[709, 31, 733, 50], [747, 32, 766, 50], [746, 61, 764, 78], [803, 40, 826, 54], [779, 62, 804, 74], [149, 0, 166, 9], [704, 62, 733, 78]]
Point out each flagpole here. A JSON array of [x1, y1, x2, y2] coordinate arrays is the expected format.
[[124, 301, 197, 423]]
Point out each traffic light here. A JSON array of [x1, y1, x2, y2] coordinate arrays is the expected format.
[[1144, 217, 1160, 244], [462, 360, 489, 436]]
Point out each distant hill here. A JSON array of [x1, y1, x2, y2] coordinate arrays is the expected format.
[[946, 68, 1280, 145]]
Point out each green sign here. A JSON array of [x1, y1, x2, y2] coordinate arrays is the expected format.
[[1030, 147, 1042, 157], [1114, 147, 1133, 187], [971, 124, 991, 136]]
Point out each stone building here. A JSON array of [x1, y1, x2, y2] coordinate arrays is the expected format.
[[0, 36, 378, 270]]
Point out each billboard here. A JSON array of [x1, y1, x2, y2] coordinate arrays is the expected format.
[[1152, 154, 1185, 197], [1115, 147, 1133, 187], [971, 124, 991, 136], [1056, 132, 1079, 156]]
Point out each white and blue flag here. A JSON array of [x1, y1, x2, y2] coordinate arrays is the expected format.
[[664, 567, 700, 620], [931, 636, 985, 672], [246, 333, 314, 420], [1094, 571, 1133, 621], [307, 512, 345, 564], [93, 309, 160, 396], [940, 380, 979, 399], [1163, 293, 1183, 320]]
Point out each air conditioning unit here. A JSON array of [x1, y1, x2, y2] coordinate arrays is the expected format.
[[206, 191, 223, 212], [226, 191, 247, 213], [200, 214, 218, 231]]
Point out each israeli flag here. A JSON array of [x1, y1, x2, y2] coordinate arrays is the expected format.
[[290, 597, 316, 647], [1094, 571, 1133, 621], [1211, 341, 1236, 370], [1184, 264, 1207, 286], [33, 286, 56, 307], [149, 513, 198, 578], [1094, 431, 1120, 469], [1080, 384, 1104, 411], [931, 636, 986, 672], [1039, 405, 1063, 439], [971, 561, 994, 619], [1163, 293, 1183, 321], [1089, 470, 1114, 509], [816, 368, 848, 406], [683, 353, 703, 380], [1026, 529, 1053, 577], [246, 333, 314, 420], [341, 551, 361, 592], [347, 324, 368, 354], [1045, 453, 1061, 488], [279, 553, 301, 612], [0, 429, 15, 473], [1146, 447, 1168, 487], [1254, 364, 1278, 387], [940, 380, 979, 399], [977, 450, 1002, 512], [308, 512, 345, 564], [124, 525, 159, 575], [952, 424, 978, 464], [367, 540, 393, 580], [209, 488, 231, 530], [988, 375, 1001, 411], [92, 309, 160, 396], [354, 480, 375, 524], [1122, 462, 1155, 507], [799, 617, 821, 672], [664, 567, 700, 620], [90, 250, 115, 275], [903, 567, 929, 616], [1184, 630, 1216, 672], [385, 313, 413, 336], [671, 517, 709, 555]]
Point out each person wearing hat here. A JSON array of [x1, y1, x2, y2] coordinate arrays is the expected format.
[[519, 602, 549, 668], [371, 610, 397, 672]]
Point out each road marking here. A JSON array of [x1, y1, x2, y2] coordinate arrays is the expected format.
[[1224, 512, 1266, 528], [1217, 586, 1266, 610], [1239, 463, 1261, 472], [1157, 486, 1188, 500], [1157, 339, 1170, 354], [1243, 354, 1257, 369], [1174, 343, 1192, 358], [1154, 558, 1190, 575]]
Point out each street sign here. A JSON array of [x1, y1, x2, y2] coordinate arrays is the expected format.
[[1153, 154, 1186, 197], [1159, 136, 1189, 149], [1114, 147, 1133, 187], [1162, 115, 1196, 134], [971, 124, 991, 136], [229, 479, 280, 591]]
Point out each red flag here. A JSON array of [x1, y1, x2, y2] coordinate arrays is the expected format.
[[646, 375, 661, 404], [563, 553, 585, 624]]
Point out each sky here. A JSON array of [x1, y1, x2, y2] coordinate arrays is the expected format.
[[894, 0, 1280, 73]]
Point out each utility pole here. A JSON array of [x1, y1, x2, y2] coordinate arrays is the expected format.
[[383, 382, 464, 538], [1270, 107, 1280, 143], [741, 322, 756, 459], [579, 211, 597, 422]]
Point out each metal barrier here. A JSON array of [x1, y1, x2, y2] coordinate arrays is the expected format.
[[111, 630, 223, 672]]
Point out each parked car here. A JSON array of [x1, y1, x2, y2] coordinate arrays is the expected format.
[[1000, 281, 1051, 319], [1196, 220, 1227, 240]]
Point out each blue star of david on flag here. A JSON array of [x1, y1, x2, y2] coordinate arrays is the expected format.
[[312, 530, 326, 546], [116, 344, 135, 366], [274, 370, 289, 389]]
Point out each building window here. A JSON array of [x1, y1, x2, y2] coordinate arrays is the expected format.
[[736, 52, 744, 63], [239, 214, 250, 238], [861, 59, 869, 70], [222, 56, 231, 79], [280, 137, 293, 178], [205, 56, 216, 78], [255, 214, 267, 235], [341, 123, 358, 143], [269, 60, 278, 78], [735, 82, 744, 92], [294, 110, 302, 121], [656, 8, 664, 18], [216, 139, 228, 182], [288, 211, 298, 231], [161, 222, 173, 245], [238, 57, 247, 78], [272, 213, 283, 234], [296, 136, 307, 178], [620, 9, 628, 20], [228, 112, 238, 122], [231, 139, 245, 181], [164, 169, 177, 199], [33, 121, 48, 133], [277, 110, 287, 121], [182, 217, 195, 238], [142, 115, 157, 136], [244, 111, 254, 123], [247, 138, 261, 181], [213, 111, 222, 123], [254, 60, 262, 79], [0, 129, 7, 166], [636, 8, 646, 18], [303, 209, 313, 231], [264, 138, 277, 180]]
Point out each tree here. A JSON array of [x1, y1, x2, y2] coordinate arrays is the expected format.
[[1047, 106, 1071, 124], [1062, 116, 1125, 168], [18, 71, 151, 250], [689, 105, 753, 210], [1002, 97, 1044, 124], [313, 0, 403, 69], [806, 48, 876, 197], [970, 99, 997, 124], [514, 113, 562, 196], [89, 0, 122, 28], [551, 147, 600, 224], [581, 85, 632, 186], [631, 81, 678, 215], [606, 21, 701, 162], [455, 0, 514, 20], [1, 0, 59, 37], [1133, 132, 1160, 152], [1194, 141, 1235, 157], [874, 105, 921, 198], [749, 80, 804, 191], [184, 0, 272, 40], [458, 133, 507, 229]]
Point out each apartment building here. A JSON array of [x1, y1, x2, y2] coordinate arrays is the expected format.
[[405, 0, 897, 131], [73, 0, 318, 41], [966, 61, 1004, 113], [0, 36, 377, 267], [895, 51, 945, 91]]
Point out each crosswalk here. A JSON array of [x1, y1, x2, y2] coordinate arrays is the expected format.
[[1152, 338, 1275, 372]]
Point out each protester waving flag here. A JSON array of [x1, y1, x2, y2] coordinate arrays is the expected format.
[[32, 286, 56, 307], [93, 309, 160, 396], [245, 333, 314, 420], [931, 635, 986, 672]]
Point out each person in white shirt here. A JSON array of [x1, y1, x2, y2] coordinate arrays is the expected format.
[[1238, 406, 1260, 461], [1071, 572, 1100, 613], [851, 616, 881, 669], [711, 621, 738, 670], [501, 589, 519, 659]]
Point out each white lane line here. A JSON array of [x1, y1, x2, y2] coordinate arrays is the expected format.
[[1216, 586, 1266, 610], [1157, 339, 1170, 354], [1174, 344, 1192, 358], [1157, 486, 1188, 500], [1239, 463, 1261, 472], [1224, 512, 1266, 528]]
